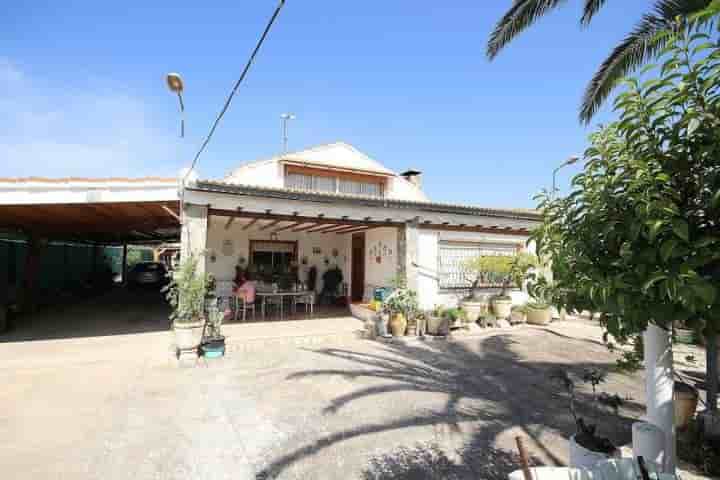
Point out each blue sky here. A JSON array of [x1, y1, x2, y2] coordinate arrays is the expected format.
[[2, 1, 652, 208]]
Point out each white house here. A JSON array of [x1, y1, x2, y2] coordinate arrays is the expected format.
[[182, 141, 541, 310]]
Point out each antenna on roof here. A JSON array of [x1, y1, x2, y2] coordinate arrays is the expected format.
[[280, 113, 295, 154]]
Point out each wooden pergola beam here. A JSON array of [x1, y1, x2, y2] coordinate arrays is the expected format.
[[207, 208, 398, 229], [260, 219, 283, 231], [335, 225, 374, 235], [241, 218, 260, 231], [291, 222, 319, 232], [417, 224, 530, 237], [306, 223, 341, 233], [315, 224, 353, 234], [273, 221, 302, 233]]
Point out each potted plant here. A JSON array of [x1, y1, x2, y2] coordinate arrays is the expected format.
[[444, 307, 467, 330], [511, 304, 528, 324], [382, 285, 418, 337], [201, 301, 225, 358], [525, 275, 555, 325], [163, 255, 211, 358], [426, 305, 448, 335], [550, 368, 622, 468], [462, 253, 536, 321]]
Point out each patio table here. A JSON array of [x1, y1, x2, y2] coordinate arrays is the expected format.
[[256, 290, 314, 319]]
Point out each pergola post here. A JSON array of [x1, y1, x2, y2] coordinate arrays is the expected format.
[[396, 219, 419, 292], [19, 235, 45, 314], [181, 203, 208, 272], [121, 244, 128, 285]]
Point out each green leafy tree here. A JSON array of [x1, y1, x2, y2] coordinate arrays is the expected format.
[[531, 25, 720, 410], [486, 0, 714, 123]]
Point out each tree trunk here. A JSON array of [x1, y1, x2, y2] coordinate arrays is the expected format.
[[643, 324, 676, 473]]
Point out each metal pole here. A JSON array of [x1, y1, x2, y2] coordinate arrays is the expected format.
[[177, 92, 185, 138], [282, 116, 288, 153]]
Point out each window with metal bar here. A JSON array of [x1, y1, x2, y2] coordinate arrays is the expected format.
[[438, 241, 517, 289]]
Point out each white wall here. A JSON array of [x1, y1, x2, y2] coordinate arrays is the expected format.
[[363, 227, 398, 297], [205, 215, 350, 294], [386, 176, 429, 202], [416, 229, 532, 310], [224, 159, 284, 188]]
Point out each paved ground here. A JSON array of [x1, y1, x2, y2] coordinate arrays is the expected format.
[[2, 292, 653, 479]]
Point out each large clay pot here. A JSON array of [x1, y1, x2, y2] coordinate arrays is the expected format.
[[510, 310, 526, 324], [568, 435, 610, 469], [426, 315, 448, 335], [674, 382, 699, 429], [491, 297, 512, 319], [174, 319, 205, 352], [389, 313, 407, 336], [526, 306, 552, 325], [460, 299, 486, 324]]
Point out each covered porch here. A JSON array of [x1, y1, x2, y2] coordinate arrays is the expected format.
[[182, 180, 538, 327], [201, 208, 401, 323]]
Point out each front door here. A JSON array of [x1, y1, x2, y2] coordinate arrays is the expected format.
[[351, 233, 365, 302]]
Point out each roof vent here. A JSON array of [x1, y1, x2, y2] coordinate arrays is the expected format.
[[400, 169, 422, 188]]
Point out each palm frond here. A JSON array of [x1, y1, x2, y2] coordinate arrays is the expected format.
[[581, 0, 609, 25], [487, 0, 568, 60], [579, 0, 712, 123]]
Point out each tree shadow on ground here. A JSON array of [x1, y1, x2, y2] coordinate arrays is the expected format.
[[256, 331, 645, 479], [360, 440, 541, 480]]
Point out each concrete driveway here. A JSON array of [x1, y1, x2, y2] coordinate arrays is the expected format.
[[1, 298, 647, 480]]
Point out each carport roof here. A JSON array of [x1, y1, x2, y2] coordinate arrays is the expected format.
[[0, 177, 181, 244]]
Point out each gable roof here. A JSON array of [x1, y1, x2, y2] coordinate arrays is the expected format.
[[225, 141, 395, 179]]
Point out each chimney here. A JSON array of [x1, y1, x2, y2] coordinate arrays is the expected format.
[[400, 169, 422, 189]]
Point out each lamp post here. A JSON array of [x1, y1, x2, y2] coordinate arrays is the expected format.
[[166, 73, 185, 138], [552, 155, 580, 198], [280, 113, 295, 153]]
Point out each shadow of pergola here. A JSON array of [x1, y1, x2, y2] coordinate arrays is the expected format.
[[256, 331, 645, 479]]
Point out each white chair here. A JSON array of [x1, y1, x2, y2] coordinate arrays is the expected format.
[[293, 293, 315, 316], [234, 295, 256, 322]]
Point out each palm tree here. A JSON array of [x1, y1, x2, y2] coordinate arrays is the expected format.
[[486, 0, 713, 123]]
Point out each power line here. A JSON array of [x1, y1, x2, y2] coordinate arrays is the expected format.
[[183, 0, 286, 183]]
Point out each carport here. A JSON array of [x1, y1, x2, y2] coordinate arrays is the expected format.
[[0, 177, 181, 337]]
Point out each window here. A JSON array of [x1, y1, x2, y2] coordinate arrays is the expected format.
[[249, 241, 296, 280], [284, 169, 384, 197], [285, 173, 336, 193], [338, 178, 382, 197], [438, 241, 518, 289]]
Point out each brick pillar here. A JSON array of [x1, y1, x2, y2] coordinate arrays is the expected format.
[[180, 203, 209, 273]]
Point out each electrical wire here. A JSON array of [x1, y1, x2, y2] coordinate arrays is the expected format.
[[183, 0, 286, 184]]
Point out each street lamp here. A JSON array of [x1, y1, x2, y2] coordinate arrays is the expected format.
[[166, 73, 185, 138], [280, 113, 295, 154], [552, 155, 580, 198]]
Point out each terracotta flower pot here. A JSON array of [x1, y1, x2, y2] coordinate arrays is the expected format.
[[389, 313, 407, 336]]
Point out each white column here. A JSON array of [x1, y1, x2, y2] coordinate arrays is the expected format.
[[643, 323, 675, 473], [180, 203, 209, 273]]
